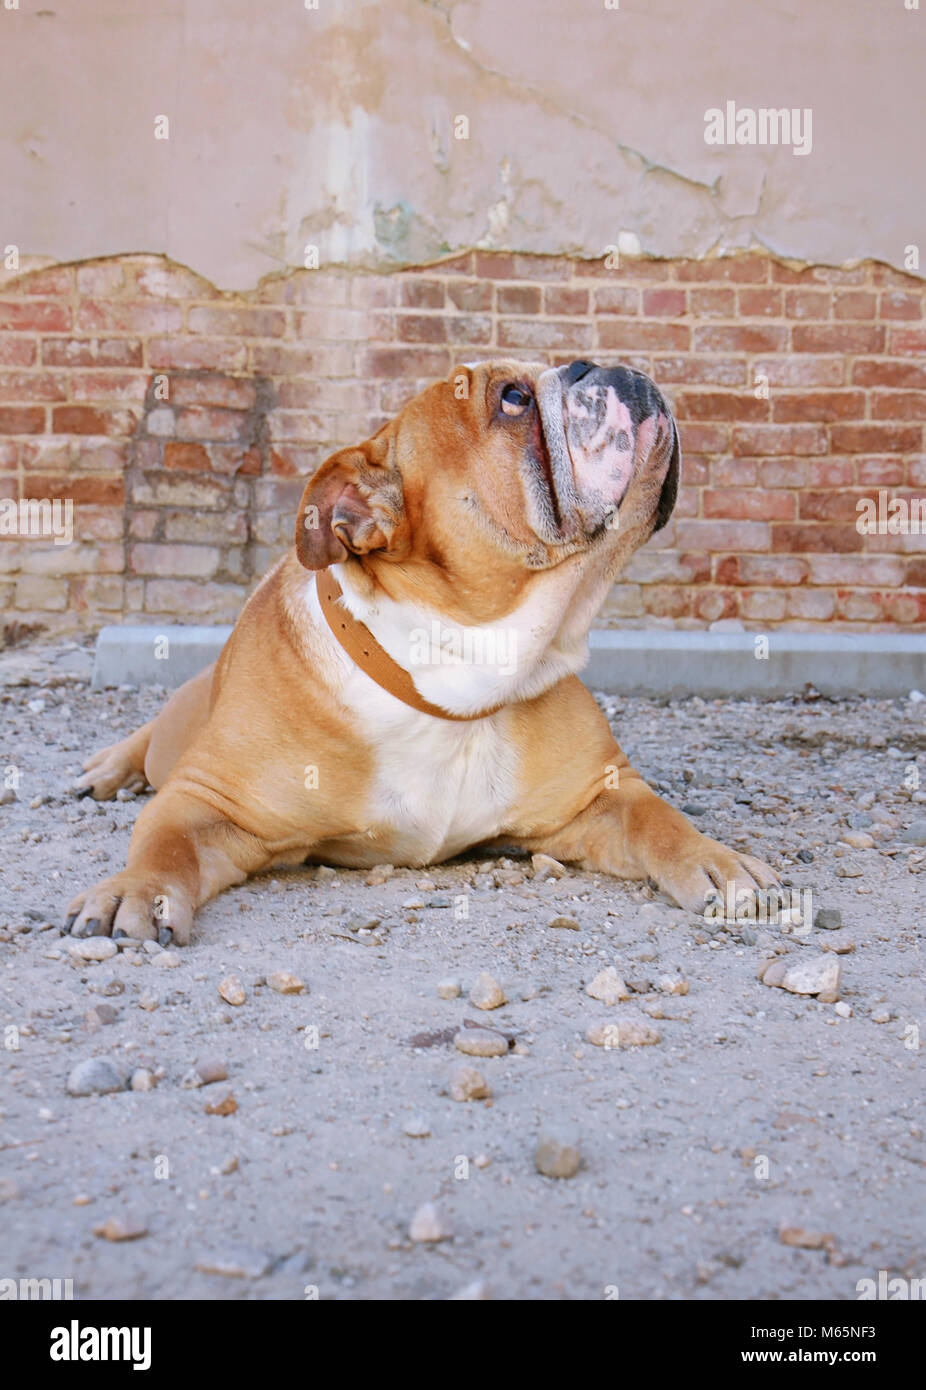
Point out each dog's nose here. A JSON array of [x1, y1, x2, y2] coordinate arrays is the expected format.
[[563, 360, 596, 386]]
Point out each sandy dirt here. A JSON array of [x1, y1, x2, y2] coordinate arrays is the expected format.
[[1, 637, 923, 1301]]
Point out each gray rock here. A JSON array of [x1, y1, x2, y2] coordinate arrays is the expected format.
[[814, 907, 843, 931], [900, 820, 926, 846], [67, 1057, 127, 1096]]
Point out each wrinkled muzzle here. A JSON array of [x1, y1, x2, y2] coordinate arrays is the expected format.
[[535, 360, 679, 540]]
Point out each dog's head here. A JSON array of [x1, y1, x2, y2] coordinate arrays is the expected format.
[[294, 358, 678, 637]]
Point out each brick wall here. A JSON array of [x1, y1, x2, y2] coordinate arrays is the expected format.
[[1, 251, 924, 632]]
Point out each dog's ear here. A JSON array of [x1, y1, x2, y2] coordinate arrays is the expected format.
[[651, 417, 680, 533], [295, 444, 405, 570]]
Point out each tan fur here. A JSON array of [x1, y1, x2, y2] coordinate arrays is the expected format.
[[67, 360, 776, 944]]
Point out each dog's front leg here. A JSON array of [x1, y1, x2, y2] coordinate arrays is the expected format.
[[524, 769, 778, 915], [64, 787, 269, 946]]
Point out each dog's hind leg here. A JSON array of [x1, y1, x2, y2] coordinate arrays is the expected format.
[[75, 662, 216, 801], [75, 722, 154, 801]]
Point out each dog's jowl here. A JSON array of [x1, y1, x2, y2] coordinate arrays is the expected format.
[[67, 359, 777, 945]]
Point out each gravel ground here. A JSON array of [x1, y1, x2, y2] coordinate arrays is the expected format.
[[1, 637, 924, 1301]]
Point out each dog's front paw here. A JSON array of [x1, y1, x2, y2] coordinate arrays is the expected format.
[[656, 834, 779, 916], [64, 872, 192, 946]]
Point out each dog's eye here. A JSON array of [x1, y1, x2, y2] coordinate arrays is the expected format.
[[500, 383, 532, 416]]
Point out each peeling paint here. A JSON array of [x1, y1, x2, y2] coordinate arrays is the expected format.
[[0, 0, 922, 289]]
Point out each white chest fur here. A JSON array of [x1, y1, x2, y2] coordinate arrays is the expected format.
[[304, 574, 520, 863]]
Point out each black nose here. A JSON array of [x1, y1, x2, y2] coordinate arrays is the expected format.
[[563, 360, 596, 386]]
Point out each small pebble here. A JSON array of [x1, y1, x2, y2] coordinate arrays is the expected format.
[[218, 976, 246, 1006], [454, 1028, 507, 1058], [534, 1133, 581, 1179], [585, 967, 630, 1005], [67, 938, 118, 962], [449, 1066, 490, 1102], [469, 971, 507, 1010], [267, 971, 306, 995], [93, 1215, 148, 1242], [409, 1202, 452, 1243], [402, 1116, 431, 1138], [436, 978, 461, 999]]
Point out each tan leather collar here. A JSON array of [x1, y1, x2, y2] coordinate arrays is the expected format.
[[317, 569, 508, 722]]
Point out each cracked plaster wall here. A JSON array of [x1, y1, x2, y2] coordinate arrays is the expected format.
[[1, 0, 923, 290]]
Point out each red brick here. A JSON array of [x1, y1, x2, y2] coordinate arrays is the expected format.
[[174, 406, 247, 442], [805, 458, 855, 487], [653, 355, 745, 386], [740, 590, 787, 621], [774, 264, 868, 285], [770, 390, 866, 422], [499, 318, 593, 350], [6, 265, 75, 296], [693, 589, 738, 623], [831, 423, 922, 453], [675, 391, 767, 422], [703, 489, 795, 520], [693, 325, 788, 353], [357, 347, 450, 378], [870, 390, 926, 420], [598, 321, 688, 351], [0, 372, 67, 402], [642, 288, 686, 316], [732, 424, 826, 456], [784, 289, 831, 319], [51, 405, 137, 436], [678, 454, 710, 486], [163, 442, 211, 471], [873, 264, 923, 288], [833, 290, 877, 319], [447, 281, 492, 312], [676, 256, 769, 283], [75, 263, 129, 296], [677, 423, 729, 453], [785, 589, 836, 621], [187, 306, 286, 338], [880, 291, 922, 321], [396, 278, 445, 309], [148, 337, 248, 372], [688, 288, 735, 317], [857, 457, 904, 486], [641, 586, 693, 618], [0, 406, 45, 433], [792, 324, 885, 353], [23, 475, 124, 505], [543, 286, 589, 316], [737, 289, 782, 317], [889, 326, 926, 356], [77, 300, 183, 334], [71, 371, 148, 402], [497, 285, 542, 315], [0, 301, 71, 332], [851, 358, 926, 388], [727, 555, 810, 586], [396, 313, 449, 344], [593, 286, 640, 315], [754, 356, 844, 387], [798, 491, 865, 521], [771, 523, 862, 553], [42, 337, 144, 368], [250, 344, 353, 377], [167, 375, 257, 410], [577, 257, 671, 282], [675, 519, 770, 551], [758, 459, 807, 487], [0, 336, 37, 366], [809, 555, 906, 587], [712, 457, 757, 487]]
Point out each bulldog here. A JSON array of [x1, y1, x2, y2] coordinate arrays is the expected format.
[[66, 358, 777, 944]]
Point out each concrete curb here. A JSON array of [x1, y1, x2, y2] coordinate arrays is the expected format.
[[92, 623, 926, 698]]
